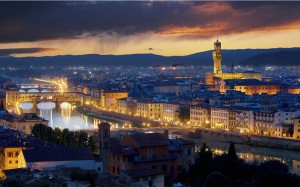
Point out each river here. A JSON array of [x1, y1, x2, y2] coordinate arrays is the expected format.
[[19, 101, 300, 175], [19, 101, 122, 130]]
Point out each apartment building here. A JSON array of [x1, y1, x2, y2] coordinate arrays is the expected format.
[[190, 105, 211, 127]]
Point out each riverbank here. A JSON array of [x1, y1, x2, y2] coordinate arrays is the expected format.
[[76, 107, 131, 124], [188, 128, 300, 152], [77, 106, 300, 152], [76, 106, 164, 127]]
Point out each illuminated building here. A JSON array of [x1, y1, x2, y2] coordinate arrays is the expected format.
[[117, 97, 137, 115], [162, 103, 180, 122], [205, 39, 262, 86], [100, 91, 128, 111], [210, 107, 230, 130], [228, 79, 281, 95], [119, 99, 179, 122], [235, 109, 254, 134], [5, 87, 19, 110], [253, 109, 300, 138], [136, 100, 163, 120], [288, 87, 300, 94], [293, 117, 300, 139], [0, 143, 24, 170], [0, 113, 48, 135], [229, 109, 237, 131], [190, 105, 211, 127]]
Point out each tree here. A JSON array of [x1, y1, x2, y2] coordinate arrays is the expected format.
[[178, 105, 190, 123], [198, 143, 213, 162], [204, 171, 229, 187], [227, 142, 238, 162], [224, 142, 239, 178], [53, 127, 62, 144], [61, 128, 70, 145], [32, 123, 45, 138], [76, 131, 88, 147], [87, 136, 97, 153]]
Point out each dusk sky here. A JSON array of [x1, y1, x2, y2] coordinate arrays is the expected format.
[[0, 1, 300, 57]]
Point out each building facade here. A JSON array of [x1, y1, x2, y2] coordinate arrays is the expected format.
[[162, 103, 180, 122], [210, 107, 229, 130], [101, 91, 128, 111], [235, 109, 254, 134], [190, 105, 211, 127]]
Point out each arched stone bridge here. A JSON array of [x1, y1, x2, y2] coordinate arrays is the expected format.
[[19, 92, 81, 103], [19, 88, 56, 93]]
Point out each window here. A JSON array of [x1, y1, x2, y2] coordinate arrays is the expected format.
[[7, 151, 13, 157], [9, 160, 12, 164]]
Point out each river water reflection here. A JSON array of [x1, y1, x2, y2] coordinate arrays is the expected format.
[[19, 101, 118, 130], [193, 139, 300, 175], [19, 102, 300, 175]]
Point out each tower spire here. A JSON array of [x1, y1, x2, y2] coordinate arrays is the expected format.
[[213, 39, 222, 74], [231, 62, 234, 73]]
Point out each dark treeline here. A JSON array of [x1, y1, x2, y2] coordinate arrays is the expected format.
[[179, 142, 300, 187], [31, 123, 97, 153]]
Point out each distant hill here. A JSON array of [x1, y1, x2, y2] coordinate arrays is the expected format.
[[240, 49, 300, 66], [0, 48, 299, 67]]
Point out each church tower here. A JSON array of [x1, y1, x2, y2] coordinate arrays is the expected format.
[[212, 39, 222, 74], [98, 122, 111, 174]]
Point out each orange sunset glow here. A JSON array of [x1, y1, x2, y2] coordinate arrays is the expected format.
[[0, 1, 299, 57]]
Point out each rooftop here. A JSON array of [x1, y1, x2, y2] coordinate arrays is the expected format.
[[22, 147, 94, 162], [121, 133, 169, 148]]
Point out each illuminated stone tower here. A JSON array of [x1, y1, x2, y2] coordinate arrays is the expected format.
[[213, 39, 222, 74]]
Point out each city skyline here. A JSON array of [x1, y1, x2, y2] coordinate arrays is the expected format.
[[0, 1, 300, 57]]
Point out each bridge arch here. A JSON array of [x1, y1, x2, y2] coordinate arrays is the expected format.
[[19, 89, 26, 93], [41, 89, 53, 93], [60, 102, 71, 109], [37, 102, 56, 110], [27, 88, 40, 93], [19, 102, 33, 110]]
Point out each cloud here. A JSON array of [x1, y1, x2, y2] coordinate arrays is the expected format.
[[0, 1, 299, 43], [0, 48, 58, 57]]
